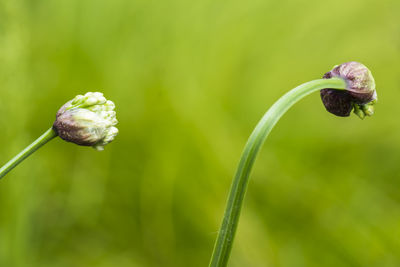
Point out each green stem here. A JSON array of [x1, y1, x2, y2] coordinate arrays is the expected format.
[[209, 77, 347, 267], [0, 128, 58, 180]]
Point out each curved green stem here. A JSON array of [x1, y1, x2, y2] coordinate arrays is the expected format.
[[0, 128, 58, 180], [209, 77, 347, 267]]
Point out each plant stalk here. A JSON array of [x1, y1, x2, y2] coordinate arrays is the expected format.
[[209, 77, 347, 267], [0, 128, 58, 179]]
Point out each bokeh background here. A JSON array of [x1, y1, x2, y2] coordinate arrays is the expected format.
[[1, 0, 400, 266]]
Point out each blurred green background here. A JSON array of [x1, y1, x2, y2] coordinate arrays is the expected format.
[[0, 0, 399, 266]]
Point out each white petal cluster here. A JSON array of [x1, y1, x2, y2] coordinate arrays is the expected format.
[[53, 92, 118, 150]]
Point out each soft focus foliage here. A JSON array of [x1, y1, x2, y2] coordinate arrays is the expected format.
[[0, 0, 399, 266]]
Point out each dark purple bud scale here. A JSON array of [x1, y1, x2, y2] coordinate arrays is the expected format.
[[320, 89, 353, 117], [53, 110, 102, 146]]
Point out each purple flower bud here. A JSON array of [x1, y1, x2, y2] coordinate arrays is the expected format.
[[320, 62, 377, 119]]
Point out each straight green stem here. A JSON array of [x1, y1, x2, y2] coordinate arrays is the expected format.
[[209, 78, 347, 267], [0, 128, 58, 179]]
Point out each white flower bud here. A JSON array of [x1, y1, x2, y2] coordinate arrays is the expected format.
[[53, 92, 118, 150]]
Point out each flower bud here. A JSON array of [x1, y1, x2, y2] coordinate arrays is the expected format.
[[53, 92, 118, 150], [320, 61, 377, 119]]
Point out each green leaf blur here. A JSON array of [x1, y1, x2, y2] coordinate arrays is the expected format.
[[0, 0, 399, 266]]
